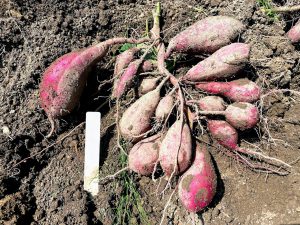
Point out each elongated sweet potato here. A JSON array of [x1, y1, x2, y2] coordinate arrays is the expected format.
[[40, 37, 149, 119], [119, 76, 169, 141], [165, 16, 245, 58], [112, 59, 140, 98], [155, 94, 175, 121], [178, 143, 217, 212], [184, 43, 250, 81], [128, 134, 161, 175], [195, 78, 260, 102], [114, 47, 139, 77], [159, 120, 192, 176]]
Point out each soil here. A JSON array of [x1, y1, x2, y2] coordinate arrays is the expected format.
[[1, 0, 300, 225]]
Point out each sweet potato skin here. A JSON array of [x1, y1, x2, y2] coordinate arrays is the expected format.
[[112, 60, 140, 98], [140, 77, 159, 95], [119, 89, 160, 142], [225, 102, 259, 130], [198, 96, 226, 111], [207, 120, 238, 149], [128, 134, 161, 175], [287, 22, 300, 43], [178, 143, 217, 212], [114, 48, 139, 77], [184, 43, 250, 81], [165, 16, 245, 58], [40, 43, 109, 118], [195, 78, 260, 103], [155, 95, 174, 120], [159, 120, 192, 176]]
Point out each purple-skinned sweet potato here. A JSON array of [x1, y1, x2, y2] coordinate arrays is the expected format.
[[114, 47, 139, 77], [40, 37, 149, 119], [165, 16, 245, 58], [112, 59, 140, 99], [184, 43, 250, 81], [119, 76, 169, 142], [195, 78, 260, 102], [128, 134, 161, 175], [178, 143, 217, 212], [159, 120, 192, 176]]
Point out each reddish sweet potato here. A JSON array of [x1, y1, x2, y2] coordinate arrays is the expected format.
[[128, 134, 161, 175], [225, 102, 259, 130], [114, 47, 139, 77], [119, 77, 168, 141], [155, 94, 175, 121], [178, 143, 217, 212], [184, 43, 250, 81], [207, 120, 238, 150], [287, 22, 300, 43], [40, 37, 148, 119], [165, 16, 245, 58], [198, 96, 226, 111], [199, 102, 259, 130], [112, 59, 140, 98], [140, 77, 160, 94], [159, 120, 192, 176], [195, 78, 260, 102]]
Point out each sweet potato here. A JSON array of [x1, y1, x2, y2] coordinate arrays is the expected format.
[[287, 22, 300, 43], [40, 37, 149, 119], [119, 76, 169, 141], [178, 143, 217, 212], [140, 77, 160, 94], [225, 102, 259, 130], [112, 59, 141, 99], [155, 94, 175, 121], [114, 47, 139, 77], [159, 120, 192, 176], [197, 96, 226, 111], [199, 102, 259, 130], [207, 120, 238, 149], [184, 43, 250, 81], [128, 134, 161, 175], [195, 78, 260, 102], [165, 16, 245, 58]]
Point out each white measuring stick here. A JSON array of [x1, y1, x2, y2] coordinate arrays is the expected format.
[[84, 112, 101, 196]]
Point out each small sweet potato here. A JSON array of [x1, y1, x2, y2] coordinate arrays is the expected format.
[[178, 143, 217, 212], [114, 47, 139, 77], [155, 94, 175, 121], [198, 96, 226, 111], [225, 102, 259, 130], [140, 77, 160, 94], [184, 43, 250, 81], [165, 16, 245, 58]]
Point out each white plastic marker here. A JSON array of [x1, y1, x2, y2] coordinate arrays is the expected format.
[[84, 112, 101, 196]]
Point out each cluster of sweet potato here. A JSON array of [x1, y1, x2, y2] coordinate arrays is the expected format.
[[39, 8, 291, 213]]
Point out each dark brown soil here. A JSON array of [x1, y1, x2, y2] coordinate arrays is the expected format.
[[1, 0, 300, 224]]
